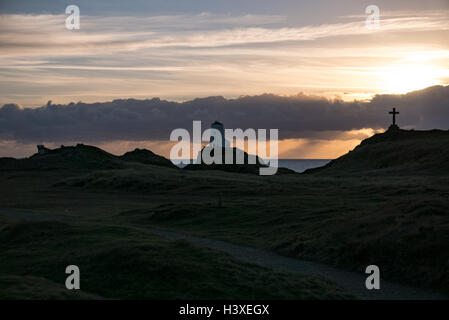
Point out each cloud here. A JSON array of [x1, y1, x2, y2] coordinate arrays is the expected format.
[[1, 85, 448, 144], [0, 11, 448, 57], [0, 11, 448, 107]]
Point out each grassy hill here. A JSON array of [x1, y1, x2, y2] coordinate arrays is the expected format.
[[0, 144, 292, 174], [305, 126, 449, 176], [0, 144, 177, 171], [119, 148, 178, 169]]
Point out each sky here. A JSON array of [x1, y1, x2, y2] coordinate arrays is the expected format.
[[0, 0, 448, 159]]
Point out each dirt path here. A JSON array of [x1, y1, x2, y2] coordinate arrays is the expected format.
[[0, 208, 446, 300], [141, 227, 445, 300]]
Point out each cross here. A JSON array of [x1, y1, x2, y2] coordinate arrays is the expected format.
[[389, 107, 399, 125]]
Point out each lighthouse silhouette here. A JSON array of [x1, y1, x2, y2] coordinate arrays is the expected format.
[[210, 121, 227, 147]]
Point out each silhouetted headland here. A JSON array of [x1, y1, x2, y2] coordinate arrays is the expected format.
[[0, 144, 177, 171], [1, 126, 449, 176], [304, 126, 449, 176]]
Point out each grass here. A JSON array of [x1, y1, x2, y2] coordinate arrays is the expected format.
[[142, 177, 449, 295], [79, 169, 448, 295], [0, 274, 99, 300], [0, 156, 448, 298], [0, 219, 351, 300]]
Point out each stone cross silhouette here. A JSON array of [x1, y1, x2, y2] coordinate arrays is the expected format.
[[389, 107, 399, 125]]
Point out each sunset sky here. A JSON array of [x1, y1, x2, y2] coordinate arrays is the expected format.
[[0, 0, 448, 159]]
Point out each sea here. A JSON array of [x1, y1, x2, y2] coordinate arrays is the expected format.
[[174, 159, 331, 173], [275, 159, 331, 173]]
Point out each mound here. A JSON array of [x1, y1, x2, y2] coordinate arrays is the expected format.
[[0, 144, 122, 171], [31, 144, 123, 170], [304, 126, 449, 176], [119, 148, 177, 168], [184, 147, 295, 175], [0, 144, 176, 171]]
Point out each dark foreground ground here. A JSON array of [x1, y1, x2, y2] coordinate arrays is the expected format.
[[0, 169, 356, 300], [0, 128, 448, 299], [0, 162, 447, 299]]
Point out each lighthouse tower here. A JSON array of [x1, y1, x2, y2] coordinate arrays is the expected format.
[[196, 121, 231, 164], [210, 121, 226, 147]]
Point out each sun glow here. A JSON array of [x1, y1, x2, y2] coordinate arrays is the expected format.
[[383, 64, 443, 94]]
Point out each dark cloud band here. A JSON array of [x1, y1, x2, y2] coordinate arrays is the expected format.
[[1, 85, 448, 144]]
